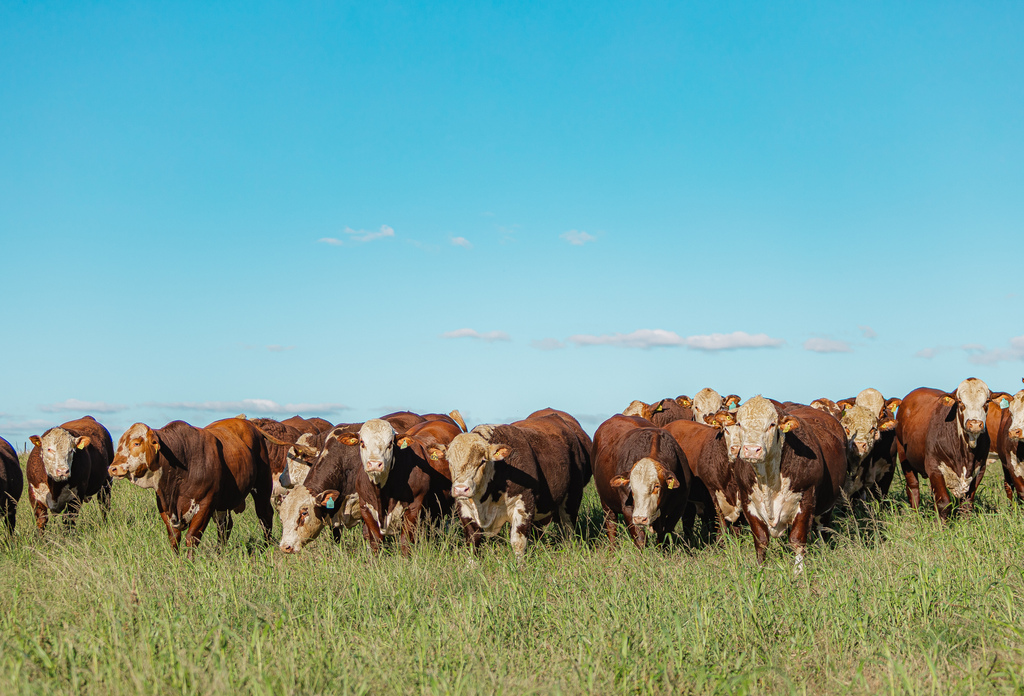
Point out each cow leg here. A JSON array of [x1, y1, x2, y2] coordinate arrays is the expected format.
[[183, 501, 215, 560], [400, 498, 424, 558], [250, 484, 274, 546], [213, 510, 233, 545], [926, 471, 953, 521], [877, 462, 896, 499], [788, 493, 815, 575], [459, 515, 483, 551], [98, 481, 112, 522], [160, 511, 181, 552], [509, 510, 532, 558], [747, 514, 770, 566], [902, 462, 921, 510], [359, 505, 384, 554], [601, 504, 618, 547], [33, 502, 49, 532], [681, 503, 697, 544], [63, 499, 82, 531], [3, 505, 14, 535], [1002, 463, 1024, 504]]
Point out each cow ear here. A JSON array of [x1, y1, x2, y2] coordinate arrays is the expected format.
[[942, 395, 956, 406], [397, 436, 411, 449], [665, 474, 680, 490], [316, 489, 341, 510], [489, 445, 510, 461], [74, 435, 91, 450], [886, 397, 902, 411], [879, 419, 896, 432], [426, 445, 446, 461], [676, 396, 692, 408], [339, 434, 359, 446], [149, 433, 160, 453], [610, 475, 630, 488], [29, 435, 41, 448], [779, 417, 800, 433]]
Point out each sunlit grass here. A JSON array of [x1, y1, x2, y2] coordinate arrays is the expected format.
[[2, 452, 1023, 695]]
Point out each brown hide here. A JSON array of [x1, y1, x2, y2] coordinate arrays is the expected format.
[[0, 436, 22, 533], [663, 419, 740, 537], [994, 408, 1024, 503]]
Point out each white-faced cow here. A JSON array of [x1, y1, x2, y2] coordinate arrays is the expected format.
[[993, 383, 1024, 504], [27, 416, 113, 531], [730, 396, 847, 573], [895, 378, 1001, 520], [0, 436, 22, 534]]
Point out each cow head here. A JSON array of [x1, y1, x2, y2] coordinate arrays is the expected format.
[[278, 485, 334, 553], [344, 419, 397, 487], [691, 388, 724, 426], [810, 398, 841, 419], [29, 427, 90, 482], [704, 411, 741, 461], [1007, 389, 1024, 443], [840, 405, 889, 463], [944, 378, 991, 448], [732, 396, 799, 478], [279, 433, 320, 490], [609, 457, 679, 529], [442, 433, 508, 500], [854, 388, 885, 419], [109, 423, 162, 488]]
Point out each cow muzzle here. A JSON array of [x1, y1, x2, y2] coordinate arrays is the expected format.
[[632, 514, 650, 526], [965, 419, 984, 434], [109, 463, 128, 478], [854, 441, 871, 456], [52, 467, 71, 481], [364, 460, 385, 474], [451, 484, 472, 499], [741, 444, 765, 462], [1009, 428, 1023, 442], [280, 543, 297, 554]]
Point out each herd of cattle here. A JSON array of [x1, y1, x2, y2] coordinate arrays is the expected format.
[[1, 378, 1023, 572]]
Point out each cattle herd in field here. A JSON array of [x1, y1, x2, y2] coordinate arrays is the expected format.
[[1, 378, 1023, 572]]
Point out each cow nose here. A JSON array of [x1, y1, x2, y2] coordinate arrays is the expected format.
[[365, 460, 384, 472], [965, 419, 984, 433], [633, 515, 649, 526], [855, 441, 871, 454], [1011, 428, 1023, 440], [452, 484, 471, 498], [280, 544, 295, 554], [741, 444, 764, 461]]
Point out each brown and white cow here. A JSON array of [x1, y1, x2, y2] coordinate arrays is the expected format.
[[895, 378, 1001, 520], [27, 416, 113, 531], [593, 414, 690, 549], [622, 396, 694, 427], [691, 388, 726, 426], [437, 411, 590, 557], [993, 384, 1024, 504], [250, 417, 306, 509], [730, 397, 847, 572], [0, 436, 22, 534], [664, 418, 742, 539], [108, 416, 274, 555]]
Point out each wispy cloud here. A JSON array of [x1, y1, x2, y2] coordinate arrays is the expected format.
[[561, 230, 595, 246], [40, 399, 126, 414], [441, 328, 511, 343], [451, 236, 472, 249], [915, 347, 939, 359], [145, 399, 349, 415], [804, 338, 852, 353], [318, 224, 395, 246], [267, 345, 295, 353], [567, 329, 783, 351], [531, 338, 565, 351], [964, 336, 1024, 365], [859, 325, 877, 339]]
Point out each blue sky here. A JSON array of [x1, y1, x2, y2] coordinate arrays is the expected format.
[[1, 2, 1022, 442]]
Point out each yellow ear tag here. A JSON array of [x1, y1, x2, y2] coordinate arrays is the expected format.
[[781, 422, 793, 434], [430, 452, 439, 460], [399, 439, 409, 449], [667, 479, 678, 489]]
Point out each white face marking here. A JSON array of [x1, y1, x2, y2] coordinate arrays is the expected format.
[[745, 476, 803, 538], [447, 433, 497, 500], [714, 490, 741, 523], [841, 405, 880, 465], [855, 388, 885, 418], [114, 423, 163, 489], [627, 458, 665, 526], [936, 462, 973, 498], [733, 396, 784, 473], [278, 485, 359, 552], [956, 378, 991, 446], [622, 400, 648, 418], [1007, 391, 1024, 441], [38, 428, 77, 481], [691, 388, 723, 426], [358, 419, 397, 487]]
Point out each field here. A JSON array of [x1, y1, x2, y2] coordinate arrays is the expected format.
[[2, 453, 1024, 696]]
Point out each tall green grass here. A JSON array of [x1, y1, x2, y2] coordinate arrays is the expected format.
[[2, 453, 1023, 695]]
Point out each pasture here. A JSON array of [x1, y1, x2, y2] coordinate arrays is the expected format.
[[2, 453, 1024, 695]]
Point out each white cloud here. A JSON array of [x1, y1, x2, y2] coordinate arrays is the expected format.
[[267, 345, 295, 352], [146, 399, 348, 415], [441, 328, 511, 343], [567, 329, 783, 351], [915, 348, 938, 359], [531, 338, 565, 351], [561, 230, 596, 246], [859, 325, 877, 339], [964, 336, 1024, 365], [451, 236, 472, 249], [40, 399, 126, 414], [804, 338, 852, 353], [318, 225, 395, 246]]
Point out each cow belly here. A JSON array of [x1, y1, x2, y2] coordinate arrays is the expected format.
[[746, 478, 802, 538], [458, 494, 524, 536]]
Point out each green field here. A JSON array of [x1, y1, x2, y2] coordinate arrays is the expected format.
[[2, 453, 1023, 696]]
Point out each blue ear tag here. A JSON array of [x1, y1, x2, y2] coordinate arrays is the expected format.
[[325, 498, 335, 510], [1002, 398, 1010, 409]]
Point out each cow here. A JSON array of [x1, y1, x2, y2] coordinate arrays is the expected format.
[[0, 436, 22, 534], [108, 416, 274, 555], [622, 396, 694, 426], [250, 417, 306, 509], [838, 405, 897, 500], [593, 414, 690, 549], [810, 398, 844, 420], [895, 378, 1002, 520], [27, 416, 113, 531], [436, 411, 590, 556], [278, 424, 364, 553], [280, 415, 334, 434], [692, 388, 728, 426], [663, 418, 742, 539], [729, 396, 847, 572], [993, 383, 1024, 504]]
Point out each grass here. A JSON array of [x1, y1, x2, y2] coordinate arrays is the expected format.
[[2, 452, 1024, 695]]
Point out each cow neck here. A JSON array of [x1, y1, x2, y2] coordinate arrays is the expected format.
[[948, 400, 979, 452], [748, 436, 784, 490]]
